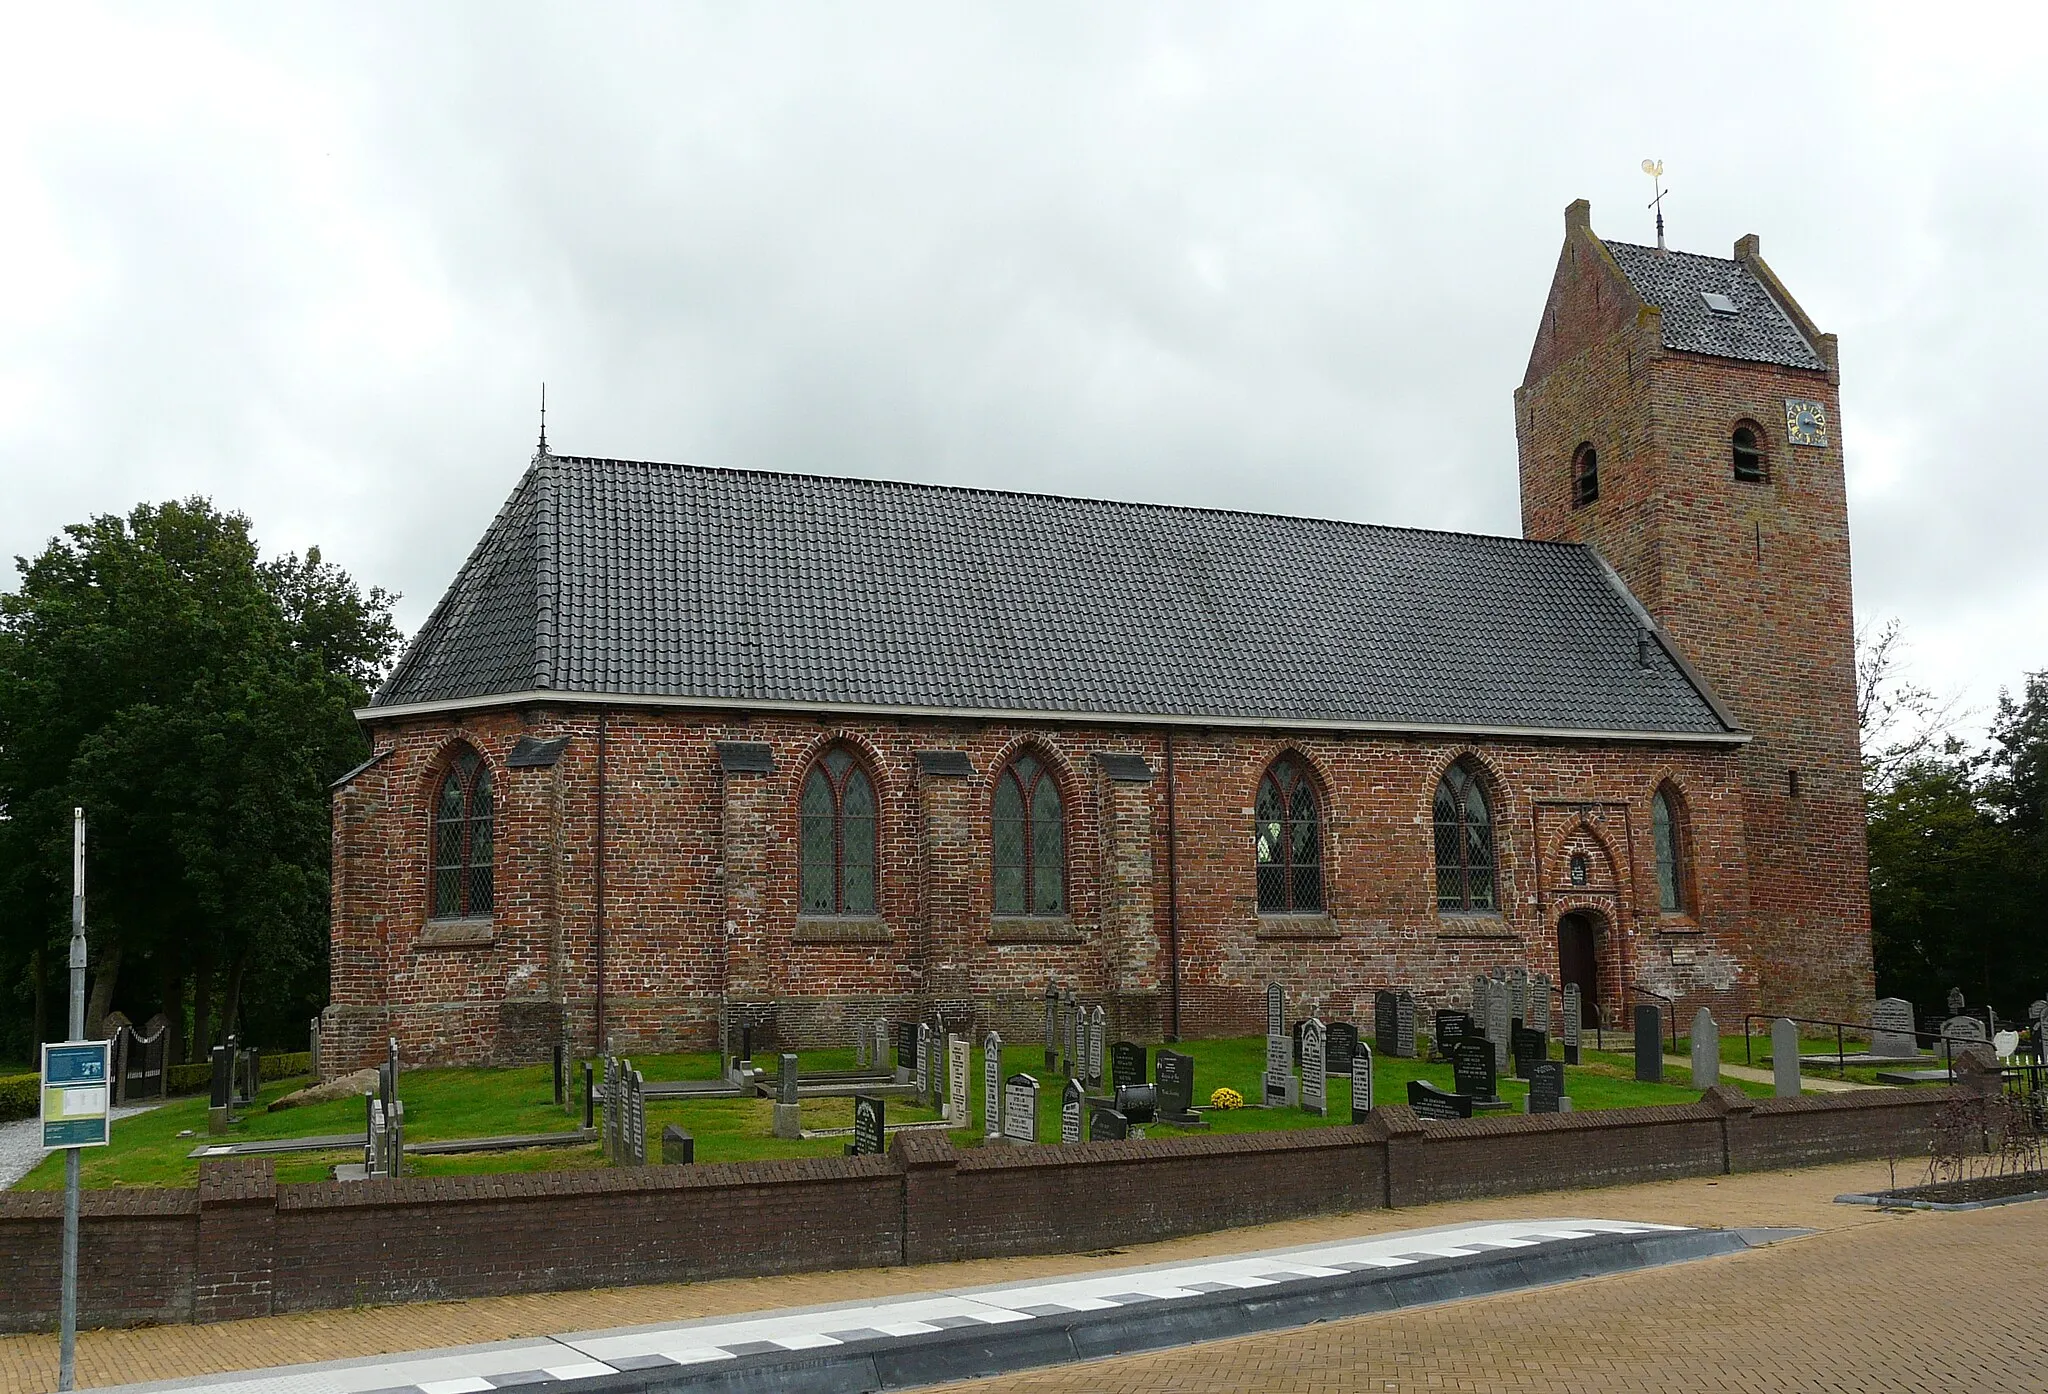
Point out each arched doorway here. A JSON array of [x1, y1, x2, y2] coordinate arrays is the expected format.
[[1557, 911, 1602, 1027]]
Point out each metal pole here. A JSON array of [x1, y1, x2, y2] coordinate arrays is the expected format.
[[60, 808, 85, 1390]]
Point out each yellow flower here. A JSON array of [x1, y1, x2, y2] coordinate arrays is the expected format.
[[1209, 1087, 1244, 1111]]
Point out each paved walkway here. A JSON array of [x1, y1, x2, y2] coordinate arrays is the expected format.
[[1, 1157, 2034, 1393], [1660, 1057, 1880, 1092]]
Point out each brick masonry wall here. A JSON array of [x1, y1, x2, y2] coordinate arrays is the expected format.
[[1514, 200, 1873, 1023], [0, 1090, 1960, 1333], [328, 706, 1756, 1073]]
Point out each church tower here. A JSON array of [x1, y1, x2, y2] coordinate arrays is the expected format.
[[1515, 198, 1872, 1020]]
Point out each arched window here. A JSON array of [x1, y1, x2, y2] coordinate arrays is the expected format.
[[1732, 423, 1767, 482], [1434, 760, 1496, 912], [993, 752, 1064, 915], [1255, 757, 1323, 912], [800, 747, 878, 915], [1571, 443, 1599, 508], [1652, 784, 1687, 914], [432, 747, 493, 918]]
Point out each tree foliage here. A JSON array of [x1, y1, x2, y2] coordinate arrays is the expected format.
[[1862, 627, 2047, 1016], [0, 500, 396, 1061]]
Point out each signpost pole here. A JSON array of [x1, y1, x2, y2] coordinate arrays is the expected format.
[[60, 808, 84, 1392]]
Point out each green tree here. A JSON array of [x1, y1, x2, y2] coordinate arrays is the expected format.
[[0, 500, 396, 1062]]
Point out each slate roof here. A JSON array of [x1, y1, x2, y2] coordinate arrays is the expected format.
[[370, 455, 1741, 740], [1603, 241, 1824, 371]]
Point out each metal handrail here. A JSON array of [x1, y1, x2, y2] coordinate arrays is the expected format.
[[1740, 1010, 1990, 1078]]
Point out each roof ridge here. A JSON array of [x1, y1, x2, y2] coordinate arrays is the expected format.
[[1600, 238, 1736, 265], [532, 453, 559, 692], [545, 453, 1596, 555]]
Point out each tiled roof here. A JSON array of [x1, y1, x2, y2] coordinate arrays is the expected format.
[[371, 455, 1740, 739], [1603, 241, 1824, 370]]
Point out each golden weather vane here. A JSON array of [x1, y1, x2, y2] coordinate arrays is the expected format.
[[1642, 159, 1669, 252]]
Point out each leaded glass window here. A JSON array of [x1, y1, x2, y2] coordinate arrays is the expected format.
[[994, 753, 1064, 915], [1653, 785, 1685, 913], [799, 748, 878, 915], [1434, 760, 1495, 912], [432, 748, 494, 918], [1255, 757, 1323, 912]]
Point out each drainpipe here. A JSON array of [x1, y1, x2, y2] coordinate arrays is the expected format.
[[1165, 727, 1181, 1041], [595, 710, 609, 1050]]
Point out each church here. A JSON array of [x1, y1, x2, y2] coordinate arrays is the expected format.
[[321, 199, 1872, 1071]]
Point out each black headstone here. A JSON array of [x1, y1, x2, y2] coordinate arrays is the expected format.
[[1452, 1037, 1497, 1103], [1407, 1079, 1473, 1120], [1634, 1005, 1663, 1083], [895, 1022, 917, 1071], [1375, 989, 1399, 1055], [209, 1045, 231, 1110], [1512, 1026, 1548, 1080], [1292, 1018, 1307, 1065], [1111, 1042, 1146, 1091], [852, 1093, 886, 1155], [1155, 1049, 1196, 1120], [661, 1123, 695, 1164], [1114, 1083, 1157, 1124], [1396, 991, 1418, 1059], [1528, 1060, 1565, 1114], [1327, 1022, 1359, 1075], [1434, 1011, 1471, 1059], [1088, 1104, 1130, 1140], [1043, 983, 1059, 1071]]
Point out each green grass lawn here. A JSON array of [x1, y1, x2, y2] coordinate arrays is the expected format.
[[18, 1034, 1789, 1190]]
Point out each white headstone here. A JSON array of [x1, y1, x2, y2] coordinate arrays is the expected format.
[[1870, 997, 1917, 1058], [1690, 1007, 1719, 1089], [983, 1031, 1003, 1139], [1264, 983, 1295, 1106], [1772, 1017, 1800, 1098], [947, 1035, 970, 1125], [1002, 1074, 1039, 1143], [1300, 1017, 1327, 1117], [1060, 1078, 1083, 1144], [1531, 973, 1553, 1035]]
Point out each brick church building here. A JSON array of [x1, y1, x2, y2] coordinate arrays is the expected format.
[[322, 199, 1872, 1071]]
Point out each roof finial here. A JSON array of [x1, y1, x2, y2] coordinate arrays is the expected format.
[[538, 382, 549, 455], [1641, 158, 1669, 253]]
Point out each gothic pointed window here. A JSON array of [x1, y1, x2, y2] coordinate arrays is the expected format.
[[1255, 756, 1323, 912], [431, 747, 494, 918], [1434, 760, 1496, 912], [993, 752, 1064, 916], [1653, 784, 1688, 914], [799, 747, 878, 915]]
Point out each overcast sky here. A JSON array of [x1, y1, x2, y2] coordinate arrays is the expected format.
[[2, 4, 2041, 738]]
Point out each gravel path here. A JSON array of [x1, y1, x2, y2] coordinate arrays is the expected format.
[[0, 1105, 161, 1190]]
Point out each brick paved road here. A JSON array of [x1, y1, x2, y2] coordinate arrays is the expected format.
[[2, 1158, 2037, 1392]]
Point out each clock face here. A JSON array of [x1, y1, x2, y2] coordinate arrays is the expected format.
[[1784, 397, 1829, 448]]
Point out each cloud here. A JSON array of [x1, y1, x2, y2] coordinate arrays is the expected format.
[[1, 2, 2040, 732]]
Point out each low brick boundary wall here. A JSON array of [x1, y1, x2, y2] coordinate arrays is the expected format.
[[0, 1085, 1955, 1332]]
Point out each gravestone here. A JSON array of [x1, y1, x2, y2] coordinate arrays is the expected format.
[[1111, 1041, 1146, 1091], [1634, 1005, 1663, 1083], [915, 1023, 934, 1108], [583, 1061, 595, 1130], [1434, 1011, 1470, 1061], [1003, 1074, 1040, 1144], [208, 1044, 232, 1134], [1511, 1026, 1547, 1080], [1940, 1016, 1990, 1062], [1061, 1078, 1084, 1144], [1509, 965, 1528, 1022], [1327, 1022, 1359, 1075], [948, 1035, 970, 1125], [772, 1052, 802, 1139], [1349, 1042, 1374, 1123], [1408, 1079, 1473, 1120], [1115, 1083, 1157, 1125], [1088, 1103, 1130, 1141], [1470, 975, 1489, 1030], [552, 1042, 567, 1106], [1155, 1049, 1197, 1123], [851, 1094, 886, 1156], [1264, 984, 1296, 1106], [662, 1124, 695, 1165], [2030, 999, 2048, 1026], [895, 1021, 917, 1079], [1087, 1007, 1107, 1089], [1300, 1018, 1327, 1116], [1395, 991, 1417, 1058], [1946, 986, 1966, 1016], [855, 1022, 870, 1070], [1062, 987, 1080, 1078], [1772, 1017, 1800, 1097], [1488, 980, 1512, 1075], [873, 1019, 891, 1077], [1531, 973, 1553, 1035], [983, 1031, 1003, 1138], [1043, 982, 1059, 1072], [1453, 1037, 1498, 1104], [1527, 1060, 1566, 1114], [1562, 984, 1583, 1065], [1374, 990, 1399, 1056], [1690, 1008, 1720, 1089]]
